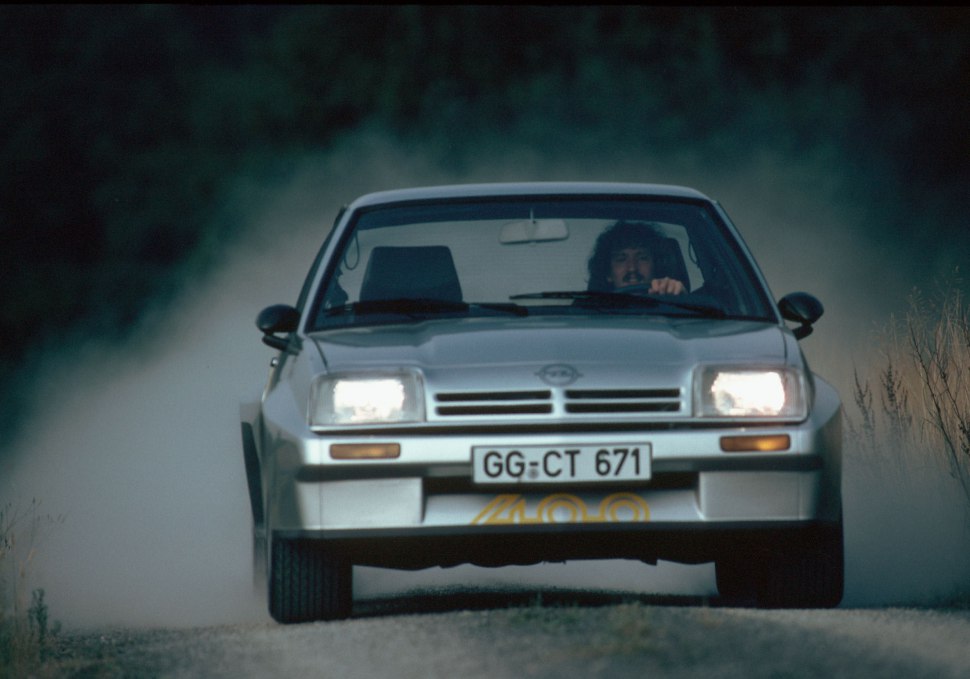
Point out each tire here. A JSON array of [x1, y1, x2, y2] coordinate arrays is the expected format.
[[715, 555, 760, 605], [716, 522, 844, 609], [760, 522, 844, 608], [252, 525, 267, 592], [269, 537, 352, 623]]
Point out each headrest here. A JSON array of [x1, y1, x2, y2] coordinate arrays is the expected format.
[[359, 246, 463, 302]]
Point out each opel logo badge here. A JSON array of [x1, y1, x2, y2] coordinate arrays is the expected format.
[[537, 364, 582, 386]]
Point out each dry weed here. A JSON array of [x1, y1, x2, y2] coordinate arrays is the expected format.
[[849, 277, 970, 510], [0, 501, 63, 677]]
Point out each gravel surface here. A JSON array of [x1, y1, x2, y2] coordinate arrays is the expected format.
[[32, 592, 970, 678]]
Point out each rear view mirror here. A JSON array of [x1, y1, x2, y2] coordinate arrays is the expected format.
[[500, 218, 568, 244]]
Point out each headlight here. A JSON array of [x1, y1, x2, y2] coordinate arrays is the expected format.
[[309, 371, 425, 426], [694, 367, 807, 418]]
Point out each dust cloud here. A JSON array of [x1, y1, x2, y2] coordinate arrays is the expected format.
[[1, 131, 966, 629]]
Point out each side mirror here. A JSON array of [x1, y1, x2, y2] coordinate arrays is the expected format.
[[778, 292, 824, 340], [256, 304, 300, 351]]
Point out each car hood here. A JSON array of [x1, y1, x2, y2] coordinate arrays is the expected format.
[[309, 316, 794, 392]]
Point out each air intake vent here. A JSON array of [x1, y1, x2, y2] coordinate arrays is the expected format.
[[433, 388, 682, 417], [564, 388, 681, 414], [435, 390, 552, 416]]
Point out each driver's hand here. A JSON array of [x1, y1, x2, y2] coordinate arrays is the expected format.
[[649, 277, 686, 295]]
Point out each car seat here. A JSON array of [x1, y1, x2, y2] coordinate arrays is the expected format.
[[653, 237, 690, 292], [359, 246, 463, 302]]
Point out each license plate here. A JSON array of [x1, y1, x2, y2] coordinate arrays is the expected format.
[[472, 444, 651, 484]]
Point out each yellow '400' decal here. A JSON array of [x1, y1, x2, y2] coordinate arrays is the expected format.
[[471, 493, 650, 525]]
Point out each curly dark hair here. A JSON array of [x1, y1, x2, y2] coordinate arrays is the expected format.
[[586, 221, 666, 291]]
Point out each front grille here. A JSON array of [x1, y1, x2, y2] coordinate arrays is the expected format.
[[433, 388, 682, 418], [437, 404, 554, 416], [436, 390, 551, 402], [434, 390, 552, 416], [565, 388, 681, 414]]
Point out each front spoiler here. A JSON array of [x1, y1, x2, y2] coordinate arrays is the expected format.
[[274, 520, 841, 569]]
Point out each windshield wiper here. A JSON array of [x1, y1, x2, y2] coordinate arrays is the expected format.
[[510, 290, 726, 318], [473, 302, 530, 317], [324, 298, 529, 318]]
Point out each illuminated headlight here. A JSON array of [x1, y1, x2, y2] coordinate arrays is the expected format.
[[309, 372, 425, 426], [695, 367, 808, 418]]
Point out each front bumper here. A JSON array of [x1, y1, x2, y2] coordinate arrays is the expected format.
[[248, 392, 842, 569]]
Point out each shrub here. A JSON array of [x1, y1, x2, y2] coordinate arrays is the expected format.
[[0, 501, 62, 677], [849, 279, 970, 512]]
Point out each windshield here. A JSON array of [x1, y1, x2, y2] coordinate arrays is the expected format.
[[306, 197, 775, 330]]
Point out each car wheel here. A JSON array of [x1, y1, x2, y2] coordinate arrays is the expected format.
[[716, 522, 844, 609], [269, 537, 352, 623], [252, 524, 267, 592], [714, 555, 760, 605], [759, 522, 844, 609]]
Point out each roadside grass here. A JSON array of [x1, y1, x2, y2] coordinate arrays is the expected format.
[[848, 280, 970, 606], [849, 283, 970, 506], [0, 500, 63, 678]]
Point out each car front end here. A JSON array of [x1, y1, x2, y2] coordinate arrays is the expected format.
[[242, 183, 843, 622]]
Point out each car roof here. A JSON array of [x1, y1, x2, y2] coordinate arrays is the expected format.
[[346, 182, 713, 210]]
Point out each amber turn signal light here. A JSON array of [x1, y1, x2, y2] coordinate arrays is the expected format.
[[719, 434, 790, 453], [330, 443, 401, 459]]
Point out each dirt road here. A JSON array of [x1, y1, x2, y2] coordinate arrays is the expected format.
[[43, 589, 970, 678]]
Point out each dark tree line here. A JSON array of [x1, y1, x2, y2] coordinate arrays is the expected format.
[[1, 6, 968, 444]]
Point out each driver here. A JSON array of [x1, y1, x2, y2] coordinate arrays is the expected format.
[[587, 220, 686, 295]]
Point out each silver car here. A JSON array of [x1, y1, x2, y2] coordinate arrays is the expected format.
[[240, 182, 843, 623]]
